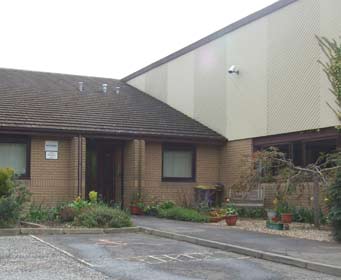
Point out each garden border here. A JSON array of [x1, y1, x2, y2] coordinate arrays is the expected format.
[[1, 226, 340, 277]]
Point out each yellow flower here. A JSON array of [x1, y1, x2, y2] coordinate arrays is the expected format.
[[75, 196, 81, 202], [273, 198, 278, 205]]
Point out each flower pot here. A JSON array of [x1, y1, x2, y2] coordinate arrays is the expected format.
[[130, 206, 143, 215], [281, 213, 293, 224], [225, 215, 238, 226], [266, 220, 284, 230]]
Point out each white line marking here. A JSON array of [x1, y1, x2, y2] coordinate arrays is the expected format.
[[30, 235, 94, 268], [148, 255, 168, 263]]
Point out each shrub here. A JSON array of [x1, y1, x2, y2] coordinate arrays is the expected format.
[[157, 207, 209, 222], [159, 200, 176, 210], [89, 191, 98, 203], [237, 207, 266, 219], [59, 206, 76, 222], [25, 204, 58, 223], [75, 205, 132, 228], [0, 183, 30, 228], [0, 168, 16, 197], [328, 171, 341, 242]]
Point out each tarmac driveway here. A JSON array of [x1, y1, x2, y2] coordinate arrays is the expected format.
[[11, 232, 337, 280]]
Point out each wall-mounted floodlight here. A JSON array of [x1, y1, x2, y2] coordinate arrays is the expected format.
[[228, 65, 239, 75]]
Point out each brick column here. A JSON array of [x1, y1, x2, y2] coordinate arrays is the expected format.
[[123, 139, 145, 208]]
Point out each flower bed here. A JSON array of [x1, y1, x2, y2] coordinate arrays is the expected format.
[[210, 218, 333, 242]]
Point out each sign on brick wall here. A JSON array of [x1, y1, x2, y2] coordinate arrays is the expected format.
[[45, 141, 58, 160]]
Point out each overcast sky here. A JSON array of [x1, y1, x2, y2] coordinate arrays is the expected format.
[[0, 0, 276, 79]]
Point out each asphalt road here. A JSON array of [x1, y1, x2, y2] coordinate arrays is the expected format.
[[0, 233, 339, 280]]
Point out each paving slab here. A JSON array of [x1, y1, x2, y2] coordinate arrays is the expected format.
[[132, 216, 341, 267], [38, 232, 338, 280]]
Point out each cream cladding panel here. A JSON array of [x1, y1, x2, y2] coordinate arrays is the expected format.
[[225, 17, 268, 140]]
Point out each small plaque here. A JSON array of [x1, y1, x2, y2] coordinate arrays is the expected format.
[[45, 141, 58, 152], [45, 151, 58, 160]]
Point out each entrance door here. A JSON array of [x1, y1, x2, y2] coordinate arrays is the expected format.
[[97, 144, 115, 202]]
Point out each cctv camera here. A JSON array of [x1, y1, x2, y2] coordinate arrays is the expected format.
[[228, 65, 239, 74]]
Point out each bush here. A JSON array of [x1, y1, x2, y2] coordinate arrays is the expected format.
[[75, 205, 132, 228], [25, 204, 58, 223], [328, 171, 341, 242], [237, 207, 266, 219], [59, 206, 76, 222], [0, 168, 16, 197], [157, 207, 209, 222], [0, 183, 30, 228]]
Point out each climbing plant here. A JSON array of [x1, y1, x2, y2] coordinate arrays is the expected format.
[[318, 36, 341, 241], [317, 36, 341, 121]]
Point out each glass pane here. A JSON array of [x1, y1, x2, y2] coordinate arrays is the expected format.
[[0, 143, 27, 175], [163, 150, 192, 178]]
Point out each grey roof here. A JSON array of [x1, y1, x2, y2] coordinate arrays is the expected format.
[[122, 0, 297, 81], [0, 68, 225, 142]]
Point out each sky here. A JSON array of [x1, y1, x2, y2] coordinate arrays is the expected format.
[[0, 0, 276, 79]]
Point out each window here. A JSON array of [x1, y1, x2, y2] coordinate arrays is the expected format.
[[162, 144, 195, 182], [0, 136, 30, 178]]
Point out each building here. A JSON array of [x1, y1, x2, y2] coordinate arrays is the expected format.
[[0, 0, 340, 207], [123, 0, 341, 207]]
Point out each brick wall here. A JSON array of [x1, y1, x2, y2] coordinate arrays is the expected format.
[[220, 139, 253, 196], [142, 142, 220, 206], [26, 136, 85, 206]]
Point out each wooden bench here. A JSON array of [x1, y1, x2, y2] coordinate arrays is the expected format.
[[229, 186, 265, 208]]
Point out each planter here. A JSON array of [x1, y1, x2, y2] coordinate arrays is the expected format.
[[266, 220, 284, 230], [130, 206, 144, 215], [209, 216, 225, 223], [225, 215, 238, 226], [281, 213, 293, 224]]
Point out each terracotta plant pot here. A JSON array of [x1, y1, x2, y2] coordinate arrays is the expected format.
[[281, 213, 293, 224], [225, 215, 238, 226], [130, 206, 143, 215]]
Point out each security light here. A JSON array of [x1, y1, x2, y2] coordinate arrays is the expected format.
[[228, 65, 239, 75]]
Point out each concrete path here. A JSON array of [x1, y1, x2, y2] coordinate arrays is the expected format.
[[132, 216, 341, 267]]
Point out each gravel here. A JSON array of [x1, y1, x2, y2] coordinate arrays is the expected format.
[[0, 236, 111, 280], [210, 219, 334, 242]]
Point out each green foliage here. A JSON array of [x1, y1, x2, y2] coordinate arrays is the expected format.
[[25, 204, 58, 223], [237, 207, 266, 219], [157, 207, 209, 222], [130, 192, 144, 208], [288, 206, 326, 225], [69, 196, 90, 210], [328, 171, 341, 241], [144, 200, 176, 216], [0, 168, 16, 197], [223, 203, 237, 216], [0, 182, 30, 228], [317, 36, 341, 121], [75, 205, 132, 228], [158, 200, 176, 210], [88, 191, 98, 203]]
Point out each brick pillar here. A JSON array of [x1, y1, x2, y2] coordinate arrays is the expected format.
[[123, 139, 145, 208], [219, 139, 253, 196]]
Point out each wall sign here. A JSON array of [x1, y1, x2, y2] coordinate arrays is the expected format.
[[45, 141, 59, 160], [45, 151, 58, 160]]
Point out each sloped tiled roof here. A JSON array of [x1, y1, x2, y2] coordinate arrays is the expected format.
[[0, 68, 225, 142]]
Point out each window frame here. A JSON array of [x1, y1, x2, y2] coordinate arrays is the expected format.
[[161, 143, 196, 182], [0, 135, 31, 179]]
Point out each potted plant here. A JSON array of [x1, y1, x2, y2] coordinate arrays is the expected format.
[[274, 192, 292, 224], [224, 204, 238, 226], [208, 209, 226, 223], [130, 192, 144, 215]]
